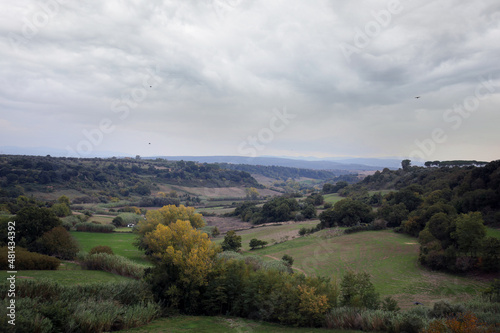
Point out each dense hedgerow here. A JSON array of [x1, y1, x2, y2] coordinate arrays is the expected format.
[[75, 222, 115, 233], [77, 252, 145, 279], [0, 246, 59, 270], [0, 279, 160, 333]]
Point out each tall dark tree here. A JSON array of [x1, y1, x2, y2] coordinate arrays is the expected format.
[[15, 206, 61, 247], [401, 159, 411, 171]]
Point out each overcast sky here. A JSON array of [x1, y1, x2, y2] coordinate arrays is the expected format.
[[1, 0, 499, 161]]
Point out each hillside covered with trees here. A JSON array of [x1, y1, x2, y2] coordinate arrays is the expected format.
[[0, 155, 260, 210], [318, 160, 500, 274]]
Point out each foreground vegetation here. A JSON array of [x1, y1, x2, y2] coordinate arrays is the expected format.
[[0, 280, 160, 332]]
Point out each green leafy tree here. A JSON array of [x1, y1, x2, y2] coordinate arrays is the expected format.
[[34, 226, 79, 260], [221, 230, 242, 252], [57, 195, 71, 206], [249, 238, 268, 250], [51, 203, 72, 217], [453, 212, 486, 257], [340, 271, 380, 309], [112, 216, 124, 227], [320, 199, 373, 228], [15, 206, 61, 248]]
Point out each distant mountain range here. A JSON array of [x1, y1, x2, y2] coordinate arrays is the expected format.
[[155, 156, 405, 171]]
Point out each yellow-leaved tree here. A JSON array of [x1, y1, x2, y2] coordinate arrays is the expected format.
[[135, 204, 205, 252], [144, 220, 220, 311]]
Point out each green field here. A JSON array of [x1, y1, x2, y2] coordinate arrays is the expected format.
[[71, 231, 148, 264], [487, 227, 500, 239], [0, 265, 132, 285], [120, 315, 358, 333], [232, 227, 489, 308]]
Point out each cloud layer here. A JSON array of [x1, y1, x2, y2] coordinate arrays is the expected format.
[[1, 0, 499, 160]]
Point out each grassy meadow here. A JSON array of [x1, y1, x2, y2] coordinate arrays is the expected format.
[[230, 226, 490, 308], [71, 231, 148, 264], [0, 267, 132, 285]]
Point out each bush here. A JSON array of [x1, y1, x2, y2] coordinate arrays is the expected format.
[[75, 222, 115, 233], [0, 247, 60, 270], [381, 296, 400, 312], [282, 254, 294, 266], [430, 300, 465, 318], [112, 216, 124, 227], [89, 245, 114, 255]]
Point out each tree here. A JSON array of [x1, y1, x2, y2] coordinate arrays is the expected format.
[[301, 204, 316, 219], [51, 203, 71, 217], [249, 238, 268, 250], [453, 212, 487, 257], [135, 205, 205, 251], [377, 203, 409, 228], [112, 216, 124, 227], [340, 271, 380, 309], [144, 220, 221, 311], [15, 206, 61, 247], [57, 195, 71, 206], [34, 226, 79, 260], [221, 230, 242, 252], [245, 187, 260, 200], [320, 199, 373, 228], [401, 159, 411, 171]]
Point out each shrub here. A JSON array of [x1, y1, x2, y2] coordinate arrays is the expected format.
[[112, 216, 124, 227], [75, 222, 115, 233], [282, 254, 294, 266], [0, 247, 59, 270], [430, 300, 465, 318], [77, 252, 145, 279], [89, 245, 114, 255], [381, 296, 400, 312], [0, 280, 160, 332]]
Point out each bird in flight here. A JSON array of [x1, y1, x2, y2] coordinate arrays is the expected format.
[[415, 96, 420, 99]]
